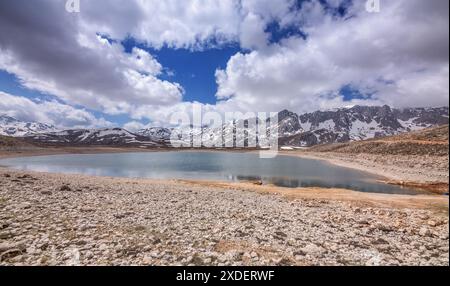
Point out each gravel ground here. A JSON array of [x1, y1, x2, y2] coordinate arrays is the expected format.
[[290, 152, 449, 184], [0, 168, 448, 266]]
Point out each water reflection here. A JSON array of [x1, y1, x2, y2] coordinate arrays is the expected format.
[[0, 151, 423, 195]]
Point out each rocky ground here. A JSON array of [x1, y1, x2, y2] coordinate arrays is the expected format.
[[297, 125, 449, 187], [0, 168, 448, 266], [295, 152, 449, 185]]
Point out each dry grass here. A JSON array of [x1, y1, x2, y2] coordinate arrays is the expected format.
[[309, 125, 449, 156]]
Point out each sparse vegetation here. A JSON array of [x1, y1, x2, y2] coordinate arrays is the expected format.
[[309, 125, 449, 156], [0, 135, 37, 151]]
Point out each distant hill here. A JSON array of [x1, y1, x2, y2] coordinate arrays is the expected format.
[[1, 105, 448, 148], [309, 125, 449, 156], [0, 114, 56, 136], [278, 106, 449, 147], [0, 135, 37, 151], [24, 128, 166, 147]]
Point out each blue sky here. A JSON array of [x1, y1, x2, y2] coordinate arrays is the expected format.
[[0, 0, 448, 129], [0, 40, 364, 126], [103, 42, 242, 126], [0, 71, 56, 102], [0, 42, 244, 126], [0, 24, 353, 127], [131, 45, 242, 105]]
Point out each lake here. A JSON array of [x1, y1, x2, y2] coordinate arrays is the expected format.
[[0, 151, 422, 195]]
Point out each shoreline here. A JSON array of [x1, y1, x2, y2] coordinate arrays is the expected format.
[[0, 148, 448, 266], [278, 151, 449, 195], [0, 147, 448, 210], [1, 147, 448, 195], [0, 167, 448, 266], [0, 165, 448, 211]]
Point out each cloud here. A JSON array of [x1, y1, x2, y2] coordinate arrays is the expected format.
[[0, 0, 184, 117], [215, 0, 449, 114], [1, 0, 295, 122], [80, 0, 242, 50], [123, 121, 147, 132], [239, 13, 269, 50], [0, 0, 448, 128], [0, 92, 113, 129], [80, 0, 301, 51], [238, 0, 298, 50]]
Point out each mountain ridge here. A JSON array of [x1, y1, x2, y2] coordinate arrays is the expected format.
[[1, 105, 448, 147], [0, 115, 57, 137]]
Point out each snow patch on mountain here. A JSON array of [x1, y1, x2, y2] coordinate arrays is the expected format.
[[279, 105, 449, 147], [349, 120, 380, 140], [0, 115, 57, 137], [1, 106, 448, 148], [26, 128, 164, 147], [136, 127, 172, 141]]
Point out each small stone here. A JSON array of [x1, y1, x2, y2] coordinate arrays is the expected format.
[[372, 238, 389, 245], [300, 244, 324, 256], [295, 255, 303, 261], [203, 257, 212, 264], [275, 231, 287, 238], [18, 202, 32, 209], [419, 214, 430, 220], [0, 223, 9, 230], [152, 238, 162, 245], [0, 242, 15, 252], [276, 258, 292, 265], [17, 174, 33, 180], [84, 251, 94, 260], [419, 227, 431, 237], [0, 231, 13, 239], [365, 255, 382, 266], [59, 185, 72, 192], [428, 220, 438, 227], [272, 257, 283, 264], [374, 223, 393, 232], [26, 246, 40, 255], [357, 219, 369, 225], [0, 249, 22, 261], [142, 256, 153, 265]]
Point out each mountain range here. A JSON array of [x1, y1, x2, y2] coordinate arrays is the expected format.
[[1, 105, 448, 148], [0, 115, 57, 137]]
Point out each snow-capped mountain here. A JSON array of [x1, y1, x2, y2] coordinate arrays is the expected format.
[[136, 127, 172, 141], [166, 105, 449, 148], [26, 128, 164, 147], [1, 106, 448, 148], [0, 115, 57, 137], [280, 106, 449, 147]]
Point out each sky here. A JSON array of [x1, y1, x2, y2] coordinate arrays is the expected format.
[[0, 0, 448, 130]]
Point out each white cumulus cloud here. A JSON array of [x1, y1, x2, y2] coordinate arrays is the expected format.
[[0, 92, 113, 129], [215, 0, 449, 114]]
